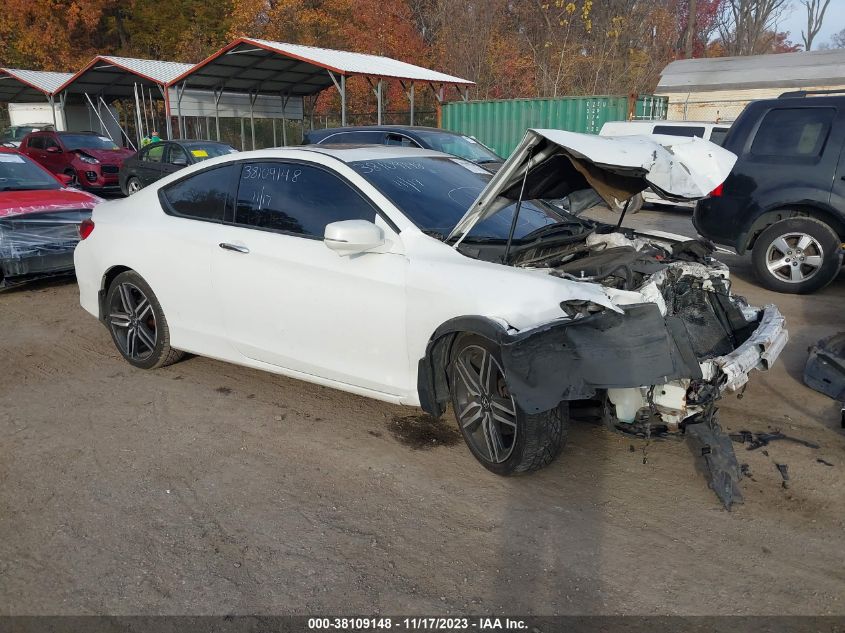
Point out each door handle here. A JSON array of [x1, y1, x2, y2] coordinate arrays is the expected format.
[[219, 242, 249, 254]]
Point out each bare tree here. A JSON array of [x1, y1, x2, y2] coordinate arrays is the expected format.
[[801, 0, 831, 50], [718, 0, 791, 55], [686, 0, 698, 58]]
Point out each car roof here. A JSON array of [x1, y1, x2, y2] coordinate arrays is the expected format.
[[296, 143, 452, 162], [307, 125, 459, 138]]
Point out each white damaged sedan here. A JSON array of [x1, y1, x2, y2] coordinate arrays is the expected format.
[[74, 129, 787, 504]]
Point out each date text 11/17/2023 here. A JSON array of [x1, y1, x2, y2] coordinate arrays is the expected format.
[[307, 617, 529, 630]]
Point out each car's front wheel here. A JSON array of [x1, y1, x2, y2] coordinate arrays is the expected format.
[[105, 271, 183, 369], [126, 176, 143, 195], [63, 169, 79, 188], [751, 217, 842, 294], [449, 334, 567, 475]]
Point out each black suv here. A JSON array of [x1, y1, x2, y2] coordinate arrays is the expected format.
[[694, 92, 845, 293]]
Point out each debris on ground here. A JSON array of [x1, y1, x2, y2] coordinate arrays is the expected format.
[[729, 430, 820, 451], [816, 458, 834, 467], [775, 463, 790, 489], [685, 415, 743, 510], [804, 332, 845, 401]]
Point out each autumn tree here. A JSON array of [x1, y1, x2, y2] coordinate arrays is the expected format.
[[716, 0, 792, 55]]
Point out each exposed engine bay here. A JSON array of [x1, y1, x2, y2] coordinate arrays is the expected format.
[[453, 215, 787, 510]]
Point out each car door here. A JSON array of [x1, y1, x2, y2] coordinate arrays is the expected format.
[[155, 163, 239, 351], [41, 135, 66, 173], [212, 158, 409, 396], [136, 143, 165, 185], [162, 144, 189, 178]]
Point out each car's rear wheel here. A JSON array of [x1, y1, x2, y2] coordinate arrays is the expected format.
[[105, 271, 183, 369], [751, 217, 842, 294], [126, 176, 143, 195], [449, 334, 567, 475]]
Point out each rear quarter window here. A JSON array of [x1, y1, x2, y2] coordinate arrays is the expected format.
[[160, 164, 237, 223], [653, 125, 706, 138], [750, 107, 835, 159]]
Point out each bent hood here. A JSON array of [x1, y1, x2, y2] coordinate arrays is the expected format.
[[447, 128, 737, 242], [73, 147, 134, 162]]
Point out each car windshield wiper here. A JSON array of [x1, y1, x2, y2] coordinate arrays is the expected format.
[[517, 219, 594, 243]]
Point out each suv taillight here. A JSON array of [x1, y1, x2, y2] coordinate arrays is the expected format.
[[710, 183, 724, 197], [79, 218, 95, 240]]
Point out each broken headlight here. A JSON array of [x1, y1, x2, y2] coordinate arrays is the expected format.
[[560, 300, 606, 319]]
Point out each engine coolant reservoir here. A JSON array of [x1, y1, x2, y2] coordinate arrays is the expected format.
[[607, 388, 645, 423]]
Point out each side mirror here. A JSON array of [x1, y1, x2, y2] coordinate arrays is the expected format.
[[46, 146, 61, 153], [56, 173, 73, 186], [324, 219, 384, 256]]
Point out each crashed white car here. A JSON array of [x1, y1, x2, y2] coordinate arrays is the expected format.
[[74, 129, 787, 502]]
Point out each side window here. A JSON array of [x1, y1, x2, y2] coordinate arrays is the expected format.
[[234, 161, 377, 238], [709, 127, 730, 147], [325, 131, 384, 145], [144, 144, 164, 163], [652, 125, 706, 138], [167, 145, 189, 166], [161, 164, 237, 222], [28, 136, 44, 150], [43, 136, 60, 150], [385, 133, 419, 148], [750, 108, 835, 158]]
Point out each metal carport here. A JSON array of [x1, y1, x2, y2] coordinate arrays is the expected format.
[[0, 68, 73, 128], [168, 38, 474, 147], [55, 56, 195, 147]]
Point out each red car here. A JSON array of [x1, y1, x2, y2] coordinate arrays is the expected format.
[[20, 130, 134, 193], [0, 147, 102, 288]]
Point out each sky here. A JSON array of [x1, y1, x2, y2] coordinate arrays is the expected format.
[[778, 0, 845, 48]]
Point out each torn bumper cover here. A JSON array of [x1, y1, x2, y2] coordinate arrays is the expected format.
[[472, 301, 785, 422], [0, 210, 90, 287]]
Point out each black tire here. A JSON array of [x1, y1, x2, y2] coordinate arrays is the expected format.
[[626, 192, 644, 214], [449, 334, 567, 475], [105, 270, 183, 369], [63, 169, 79, 188], [125, 176, 143, 196], [751, 217, 843, 294]]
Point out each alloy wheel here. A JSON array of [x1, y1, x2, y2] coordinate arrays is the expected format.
[[765, 232, 824, 284], [108, 282, 157, 361], [452, 345, 517, 464], [127, 178, 142, 195]]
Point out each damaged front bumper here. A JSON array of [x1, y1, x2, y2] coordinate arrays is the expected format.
[[497, 300, 787, 431], [0, 210, 89, 287]]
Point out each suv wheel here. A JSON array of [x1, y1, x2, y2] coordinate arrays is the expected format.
[[64, 169, 79, 188], [449, 334, 567, 475], [752, 217, 843, 294], [126, 176, 143, 195]]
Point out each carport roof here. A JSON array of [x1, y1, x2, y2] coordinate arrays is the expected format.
[[0, 68, 73, 101], [57, 55, 195, 98], [170, 37, 474, 95]]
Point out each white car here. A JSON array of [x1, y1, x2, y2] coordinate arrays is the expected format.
[[74, 129, 787, 497]]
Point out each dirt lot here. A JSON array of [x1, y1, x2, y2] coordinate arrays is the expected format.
[[1, 207, 844, 616]]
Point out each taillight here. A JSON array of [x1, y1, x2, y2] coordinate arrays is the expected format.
[[710, 183, 724, 197], [79, 218, 95, 240]]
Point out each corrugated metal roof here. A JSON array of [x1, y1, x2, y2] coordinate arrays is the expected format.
[[658, 49, 845, 93], [1, 68, 72, 95], [56, 55, 195, 98], [99, 56, 195, 84], [244, 38, 474, 84], [169, 37, 473, 95]]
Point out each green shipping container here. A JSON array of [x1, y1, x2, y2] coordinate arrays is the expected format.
[[441, 95, 668, 157]]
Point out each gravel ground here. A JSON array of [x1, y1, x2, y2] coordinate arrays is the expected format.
[[1, 206, 844, 616]]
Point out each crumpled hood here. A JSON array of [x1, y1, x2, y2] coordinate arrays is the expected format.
[[0, 188, 103, 218], [72, 147, 133, 163], [448, 128, 737, 242]]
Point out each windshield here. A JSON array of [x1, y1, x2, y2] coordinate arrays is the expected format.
[[183, 143, 238, 161], [1, 126, 39, 142], [0, 153, 59, 191], [412, 131, 502, 164], [61, 134, 119, 150], [350, 156, 568, 241]]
